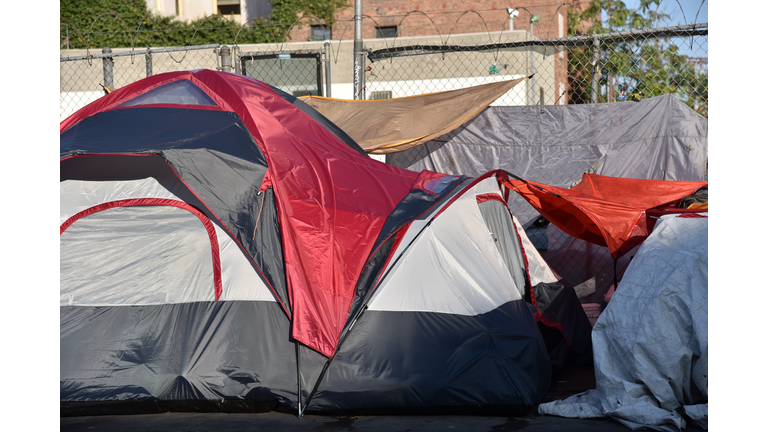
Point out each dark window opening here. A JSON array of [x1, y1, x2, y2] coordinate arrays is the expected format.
[[376, 26, 398, 39], [311, 25, 332, 41], [217, 0, 240, 16]]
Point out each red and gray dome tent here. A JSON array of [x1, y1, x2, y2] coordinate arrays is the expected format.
[[60, 69, 589, 416]]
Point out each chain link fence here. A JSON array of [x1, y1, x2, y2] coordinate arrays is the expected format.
[[60, 45, 220, 120], [60, 43, 334, 120], [365, 23, 707, 109], [59, 21, 708, 305]]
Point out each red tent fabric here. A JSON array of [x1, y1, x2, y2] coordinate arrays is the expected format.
[[499, 173, 707, 259], [61, 70, 448, 358]]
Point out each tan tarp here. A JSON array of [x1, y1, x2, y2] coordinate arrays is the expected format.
[[300, 77, 528, 154]]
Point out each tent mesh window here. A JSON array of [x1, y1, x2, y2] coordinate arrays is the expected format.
[[116, 80, 218, 107], [477, 199, 528, 298]]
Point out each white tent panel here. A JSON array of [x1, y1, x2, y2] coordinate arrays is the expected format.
[[369, 178, 522, 315], [472, 177, 504, 195], [60, 178, 182, 224], [388, 219, 429, 261], [61, 206, 217, 306], [60, 178, 276, 305], [217, 231, 276, 302]]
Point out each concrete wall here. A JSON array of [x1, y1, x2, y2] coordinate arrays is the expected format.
[[60, 30, 557, 119]]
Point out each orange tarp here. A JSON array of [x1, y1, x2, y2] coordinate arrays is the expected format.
[[500, 173, 708, 259]]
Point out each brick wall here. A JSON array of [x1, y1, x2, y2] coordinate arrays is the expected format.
[[288, 1, 591, 42], [285, 1, 593, 105]]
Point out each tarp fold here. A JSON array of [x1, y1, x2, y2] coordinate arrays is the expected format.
[[501, 173, 707, 258], [300, 78, 528, 154]]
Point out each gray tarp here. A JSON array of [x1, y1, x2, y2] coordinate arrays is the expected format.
[[538, 214, 708, 431], [387, 94, 708, 228]]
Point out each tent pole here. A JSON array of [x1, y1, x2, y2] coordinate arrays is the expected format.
[[299, 306, 367, 416], [296, 341, 303, 417], [301, 353, 333, 417], [302, 216, 436, 411], [302, 178, 470, 413]]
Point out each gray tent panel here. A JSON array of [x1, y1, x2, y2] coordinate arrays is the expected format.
[[478, 199, 528, 299], [61, 301, 298, 411]]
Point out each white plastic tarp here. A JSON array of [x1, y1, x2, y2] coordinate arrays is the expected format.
[[538, 214, 708, 431]]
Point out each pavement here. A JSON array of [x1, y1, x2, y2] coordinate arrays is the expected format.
[[60, 411, 650, 432], [60, 366, 707, 432]]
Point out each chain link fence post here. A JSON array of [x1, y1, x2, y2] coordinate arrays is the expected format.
[[146, 48, 153, 78], [102, 47, 114, 90], [324, 41, 332, 98], [219, 45, 232, 72], [63, 23, 69, 50], [590, 35, 601, 103], [234, 46, 241, 75]]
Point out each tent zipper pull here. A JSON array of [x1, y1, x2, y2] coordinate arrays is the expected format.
[[252, 189, 269, 240]]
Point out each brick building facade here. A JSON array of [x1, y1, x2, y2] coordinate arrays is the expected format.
[[289, 1, 591, 42], [286, 1, 592, 105]]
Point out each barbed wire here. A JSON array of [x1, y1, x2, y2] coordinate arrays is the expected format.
[[61, 0, 707, 50]]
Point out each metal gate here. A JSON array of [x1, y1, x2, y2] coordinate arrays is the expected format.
[[240, 50, 325, 97]]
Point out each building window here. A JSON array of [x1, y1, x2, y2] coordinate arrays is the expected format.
[[311, 25, 332, 41], [376, 26, 398, 39], [370, 91, 392, 100], [217, 0, 241, 16]]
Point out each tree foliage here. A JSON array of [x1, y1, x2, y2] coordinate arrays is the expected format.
[[60, 0, 350, 49], [566, 1, 707, 117]]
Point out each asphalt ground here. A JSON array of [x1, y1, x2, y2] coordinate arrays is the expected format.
[[60, 365, 707, 432], [60, 410, 661, 432]]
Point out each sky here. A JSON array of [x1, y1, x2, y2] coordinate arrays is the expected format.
[[622, 0, 708, 26], [616, 0, 708, 58]]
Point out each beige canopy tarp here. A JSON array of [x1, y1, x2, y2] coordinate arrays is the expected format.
[[300, 77, 528, 154]]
